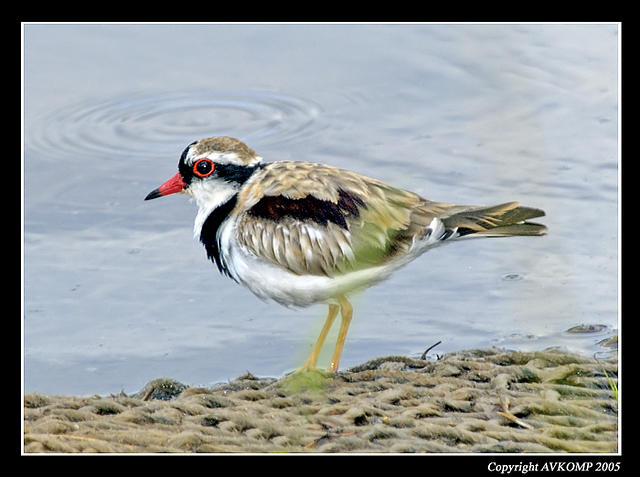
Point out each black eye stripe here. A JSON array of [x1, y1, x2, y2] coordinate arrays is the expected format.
[[177, 143, 264, 187], [215, 162, 264, 184]]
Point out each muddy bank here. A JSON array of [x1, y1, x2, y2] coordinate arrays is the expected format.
[[24, 347, 618, 453]]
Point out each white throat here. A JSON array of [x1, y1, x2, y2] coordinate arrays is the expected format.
[[190, 181, 238, 238]]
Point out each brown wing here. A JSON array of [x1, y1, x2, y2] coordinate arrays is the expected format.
[[233, 162, 451, 277]]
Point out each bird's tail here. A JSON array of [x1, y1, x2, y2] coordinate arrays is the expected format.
[[441, 201, 547, 238]]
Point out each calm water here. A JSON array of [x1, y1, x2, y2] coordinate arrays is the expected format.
[[23, 24, 619, 395]]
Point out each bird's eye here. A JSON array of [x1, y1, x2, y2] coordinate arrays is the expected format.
[[193, 159, 215, 178]]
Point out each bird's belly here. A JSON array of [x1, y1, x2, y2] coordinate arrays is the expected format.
[[220, 234, 396, 308], [216, 217, 448, 307]]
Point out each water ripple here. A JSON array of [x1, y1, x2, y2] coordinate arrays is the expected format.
[[26, 90, 325, 161]]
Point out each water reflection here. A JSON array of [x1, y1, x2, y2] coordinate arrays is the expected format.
[[27, 90, 325, 161]]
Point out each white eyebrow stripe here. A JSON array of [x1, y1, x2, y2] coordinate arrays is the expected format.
[[190, 151, 263, 167]]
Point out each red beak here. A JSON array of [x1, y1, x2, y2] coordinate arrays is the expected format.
[[145, 173, 186, 200]]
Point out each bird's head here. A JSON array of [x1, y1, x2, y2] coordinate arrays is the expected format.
[[145, 136, 263, 211]]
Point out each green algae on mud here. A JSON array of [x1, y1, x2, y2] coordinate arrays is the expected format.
[[279, 369, 332, 395]]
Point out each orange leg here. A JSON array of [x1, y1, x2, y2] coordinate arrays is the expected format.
[[327, 296, 353, 372], [297, 303, 339, 372]]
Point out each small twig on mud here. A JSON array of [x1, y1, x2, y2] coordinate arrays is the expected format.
[[497, 395, 533, 429], [421, 340, 442, 360]]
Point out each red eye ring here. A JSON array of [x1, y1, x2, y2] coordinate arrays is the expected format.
[[193, 159, 215, 178]]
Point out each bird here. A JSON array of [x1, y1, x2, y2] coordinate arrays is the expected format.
[[145, 136, 547, 373]]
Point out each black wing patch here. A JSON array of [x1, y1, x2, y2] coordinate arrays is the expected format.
[[247, 189, 366, 230]]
